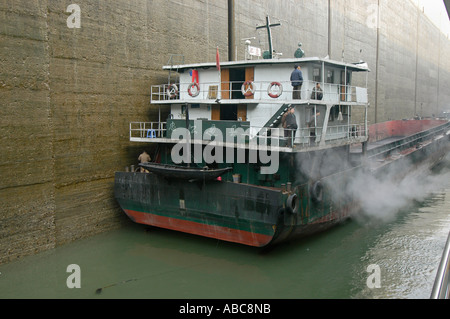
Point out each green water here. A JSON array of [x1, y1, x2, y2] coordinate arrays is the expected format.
[[1, 184, 449, 300]]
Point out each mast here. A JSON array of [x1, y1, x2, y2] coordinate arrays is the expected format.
[[256, 16, 281, 59]]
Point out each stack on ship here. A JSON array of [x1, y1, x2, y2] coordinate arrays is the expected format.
[[115, 20, 450, 248]]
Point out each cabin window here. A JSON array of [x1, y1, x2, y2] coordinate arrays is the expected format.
[[326, 70, 334, 83], [313, 67, 321, 82]]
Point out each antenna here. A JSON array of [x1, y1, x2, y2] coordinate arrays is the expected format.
[[242, 37, 260, 60]]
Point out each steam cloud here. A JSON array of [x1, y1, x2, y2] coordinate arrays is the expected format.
[[296, 150, 450, 224], [347, 160, 450, 223]]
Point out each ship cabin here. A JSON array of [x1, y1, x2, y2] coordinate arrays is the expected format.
[[131, 56, 370, 153]]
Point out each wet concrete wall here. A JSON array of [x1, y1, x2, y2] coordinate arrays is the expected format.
[[1, 0, 449, 264], [0, 0, 229, 265]]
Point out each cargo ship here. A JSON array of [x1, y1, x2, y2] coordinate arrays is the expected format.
[[114, 22, 450, 248]]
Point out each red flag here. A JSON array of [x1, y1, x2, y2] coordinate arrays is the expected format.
[[191, 69, 199, 84], [216, 47, 220, 71]]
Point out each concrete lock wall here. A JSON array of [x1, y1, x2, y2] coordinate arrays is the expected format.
[[0, 0, 449, 264]]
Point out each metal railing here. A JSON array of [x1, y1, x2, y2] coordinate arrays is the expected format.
[[130, 122, 167, 140], [281, 123, 367, 148], [150, 80, 368, 105], [129, 121, 366, 149], [431, 230, 450, 299]]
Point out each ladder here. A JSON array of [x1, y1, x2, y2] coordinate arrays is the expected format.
[[263, 104, 292, 129]]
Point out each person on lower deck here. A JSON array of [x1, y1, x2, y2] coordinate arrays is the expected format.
[[311, 83, 323, 100], [283, 106, 298, 147], [138, 151, 151, 172]]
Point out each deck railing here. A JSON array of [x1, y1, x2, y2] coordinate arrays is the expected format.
[[431, 230, 450, 299], [130, 121, 366, 148], [130, 122, 167, 140], [150, 80, 368, 105]]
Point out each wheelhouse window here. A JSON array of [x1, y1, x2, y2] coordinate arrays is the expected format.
[[327, 70, 334, 83], [313, 67, 321, 82]]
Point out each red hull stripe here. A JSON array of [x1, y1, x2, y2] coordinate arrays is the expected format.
[[124, 209, 274, 247]]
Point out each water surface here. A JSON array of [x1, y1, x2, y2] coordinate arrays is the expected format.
[[0, 181, 449, 299]]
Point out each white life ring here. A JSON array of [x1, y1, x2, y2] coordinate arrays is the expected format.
[[188, 82, 200, 97], [241, 81, 256, 97], [268, 82, 283, 98], [167, 84, 178, 99]]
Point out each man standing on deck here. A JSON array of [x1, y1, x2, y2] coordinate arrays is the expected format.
[[284, 106, 298, 147], [290, 65, 303, 99], [311, 83, 323, 100], [138, 151, 151, 173]]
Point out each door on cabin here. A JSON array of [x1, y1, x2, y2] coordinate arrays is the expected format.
[[220, 67, 254, 100], [211, 104, 247, 121], [213, 67, 252, 120]]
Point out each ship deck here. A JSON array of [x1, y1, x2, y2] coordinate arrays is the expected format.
[[351, 119, 450, 153], [350, 136, 405, 154]]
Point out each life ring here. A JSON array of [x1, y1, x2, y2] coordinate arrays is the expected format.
[[268, 82, 283, 98], [241, 81, 256, 97], [188, 82, 200, 97], [286, 194, 298, 214], [310, 181, 323, 203], [167, 84, 178, 99]]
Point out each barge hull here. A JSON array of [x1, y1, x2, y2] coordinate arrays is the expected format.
[[114, 172, 284, 247]]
